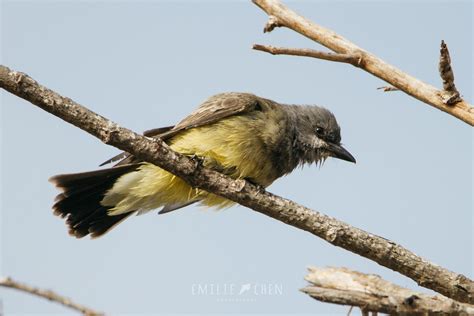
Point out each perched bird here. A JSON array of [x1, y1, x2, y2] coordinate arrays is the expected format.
[[50, 92, 355, 238]]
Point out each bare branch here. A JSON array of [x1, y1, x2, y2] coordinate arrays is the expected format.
[[252, 0, 474, 126], [1, 65, 473, 304], [0, 276, 103, 315], [301, 267, 474, 315], [439, 40, 462, 105], [252, 44, 362, 66]]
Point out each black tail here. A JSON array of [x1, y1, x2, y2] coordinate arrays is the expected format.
[[49, 164, 141, 238]]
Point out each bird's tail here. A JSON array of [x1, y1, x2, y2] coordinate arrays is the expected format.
[[49, 164, 141, 238]]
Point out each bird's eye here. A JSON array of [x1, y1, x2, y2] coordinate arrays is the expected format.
[[315, 127, 325, 136]]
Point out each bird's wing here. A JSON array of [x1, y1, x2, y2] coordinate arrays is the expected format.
[[163, 92, 262, 137], [101, 92, 264, 167]]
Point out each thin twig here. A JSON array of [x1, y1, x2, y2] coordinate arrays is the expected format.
[[0, 65, 473, 304], [252, 0, 474, 125], [253, 44, 362, 66], [346, 306, 353, 316], [301, 267, 474, 314], [439, 40, 462, 105], [377, 86, 399, 92], [0, 277, 103, 315]]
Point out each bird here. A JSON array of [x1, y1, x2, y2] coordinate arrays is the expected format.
[[50, 92, 355, 238]]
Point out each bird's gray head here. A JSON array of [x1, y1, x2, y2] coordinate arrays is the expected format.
[[286, 105, 356, 166]]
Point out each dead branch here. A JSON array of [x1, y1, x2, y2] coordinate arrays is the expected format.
[[0, 276, 103, 315], [252, 0, 474, 126], [0, 65, 473, 304], [301, 267, 474, 315]]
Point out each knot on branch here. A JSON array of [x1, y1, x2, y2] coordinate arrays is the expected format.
[[325, 227, 344, 243], [8, 70, 37, 95], [102, 124, 122, 145], [403, 294, 420, 306], [11, 71, 25, 84], [264, 16, 281, 33]]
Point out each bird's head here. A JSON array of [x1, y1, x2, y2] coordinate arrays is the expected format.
[[290, 105, 356, 166]]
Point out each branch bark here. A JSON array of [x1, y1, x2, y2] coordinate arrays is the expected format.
[[252, 0, 474, 126], [1, 65, 473, 304], [0, 276, 103, 315], [301, 267, 474, 315]]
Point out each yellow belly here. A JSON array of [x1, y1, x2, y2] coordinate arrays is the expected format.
[[103, 114, 281, 215]]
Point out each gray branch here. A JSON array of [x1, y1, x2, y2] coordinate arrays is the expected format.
[[0, 65, 473, 304]]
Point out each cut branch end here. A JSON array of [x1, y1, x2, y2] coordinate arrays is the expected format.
[[264, 15, 281, 33]]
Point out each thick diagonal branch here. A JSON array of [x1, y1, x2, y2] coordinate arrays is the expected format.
[[252, 0, 474, 126], [301, 267, 474, 315], [0, 277, 103, 315], [0, 65, 473, 304]]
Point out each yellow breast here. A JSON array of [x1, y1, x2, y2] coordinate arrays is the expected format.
[[104, 112, 283, 214]]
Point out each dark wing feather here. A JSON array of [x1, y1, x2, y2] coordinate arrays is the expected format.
[[166, 92, 261, 135], [101, 92, 263, 167]]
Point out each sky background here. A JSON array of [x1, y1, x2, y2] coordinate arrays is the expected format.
[[1, 0, 472, 315]]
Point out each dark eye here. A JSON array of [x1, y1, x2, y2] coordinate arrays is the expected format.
[[315, 127, 325, 136]]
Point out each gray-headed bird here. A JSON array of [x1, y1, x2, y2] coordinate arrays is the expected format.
[[50, 92, 355, 238]]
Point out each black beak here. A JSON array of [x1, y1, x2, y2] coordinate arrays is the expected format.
[[327, 143, 356, 163]]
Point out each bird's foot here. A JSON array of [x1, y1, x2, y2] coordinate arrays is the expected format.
[[245, 178, 266, 193]]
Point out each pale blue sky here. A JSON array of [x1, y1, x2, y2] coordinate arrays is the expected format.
[[1, 1, 472, 315]]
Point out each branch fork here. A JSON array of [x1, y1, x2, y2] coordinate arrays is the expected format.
[[252, 0, 473, 125], [253, 44, 363, 67]]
